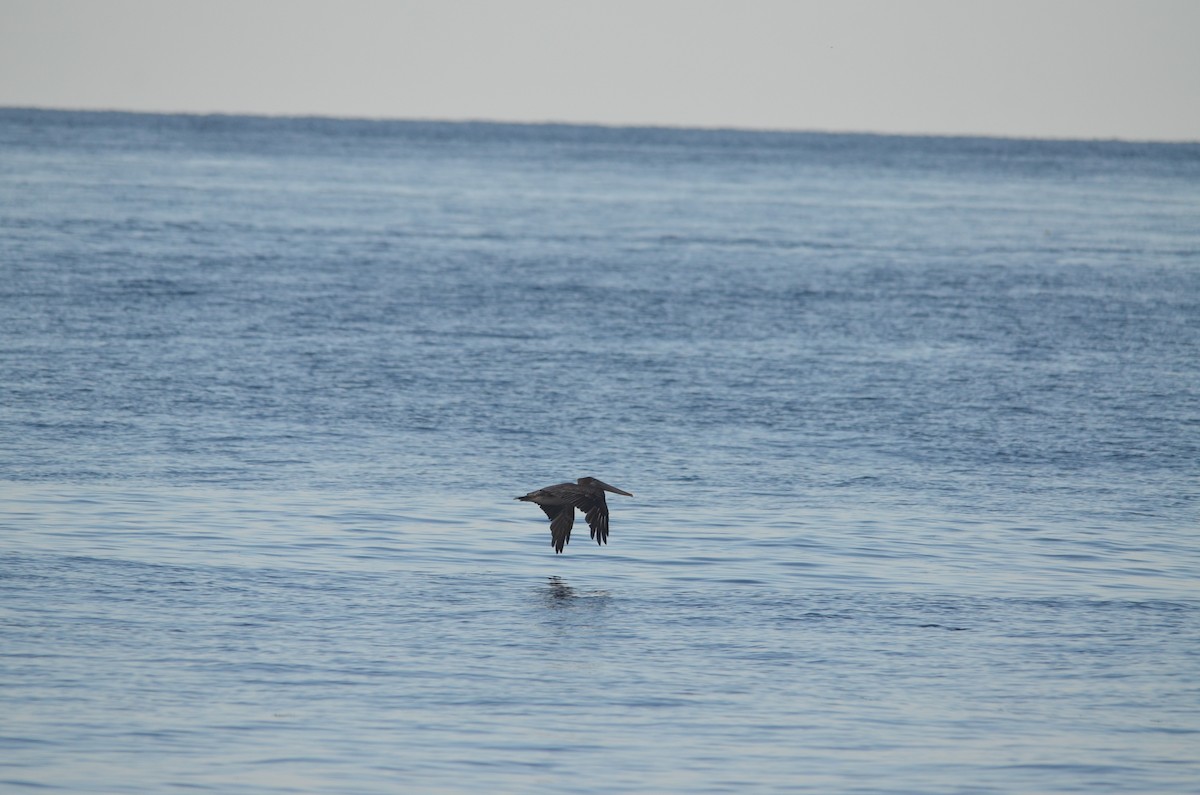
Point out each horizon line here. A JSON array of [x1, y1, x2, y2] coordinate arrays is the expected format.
[[4, 103, 1198, 147]]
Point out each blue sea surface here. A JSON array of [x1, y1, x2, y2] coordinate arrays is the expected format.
[[1, 108, 1199, 793]]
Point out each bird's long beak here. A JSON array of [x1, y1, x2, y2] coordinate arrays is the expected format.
[[597, 481, 633, 497]]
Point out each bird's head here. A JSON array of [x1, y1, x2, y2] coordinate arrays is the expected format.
[[578, 477, 633, 496]]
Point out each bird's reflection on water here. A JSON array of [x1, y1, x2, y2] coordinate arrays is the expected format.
[[546, 576, 576, 601], [542, 576, 610, 609]]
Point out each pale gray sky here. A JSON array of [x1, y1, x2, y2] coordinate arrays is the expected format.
[[1, 0, 1197, 141]]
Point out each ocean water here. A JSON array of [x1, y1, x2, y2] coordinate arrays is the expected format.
[[1, 108, 1198, 793]]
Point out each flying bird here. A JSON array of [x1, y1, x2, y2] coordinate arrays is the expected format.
[[516, 477, 633, 553]]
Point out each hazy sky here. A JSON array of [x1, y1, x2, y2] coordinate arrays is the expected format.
[[2, 0, 1197, 141]]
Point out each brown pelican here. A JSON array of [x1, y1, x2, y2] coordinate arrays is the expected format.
[[516, 477, 633, 553]]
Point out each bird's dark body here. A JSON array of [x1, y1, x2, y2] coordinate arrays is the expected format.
[[516, 477, 633, 553]]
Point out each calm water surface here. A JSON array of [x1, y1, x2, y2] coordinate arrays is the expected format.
[[2, 109, 1199, 793]]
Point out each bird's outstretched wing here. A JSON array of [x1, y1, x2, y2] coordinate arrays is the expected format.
[[541, 504, 575, 553], [573, 491, 610, 546]]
